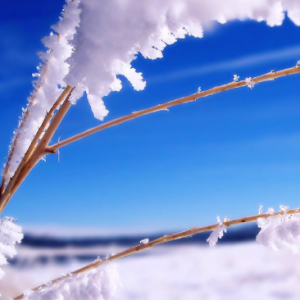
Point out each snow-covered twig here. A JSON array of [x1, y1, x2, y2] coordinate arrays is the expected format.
[[47, 65, 300, 153], [14, 205, 300, 299]]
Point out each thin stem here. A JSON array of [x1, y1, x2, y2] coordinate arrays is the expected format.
[[0, 61, 51, 193], [47, 66, 300, 153], [0, 87, 74, 215], [14, 206, 300, 299]]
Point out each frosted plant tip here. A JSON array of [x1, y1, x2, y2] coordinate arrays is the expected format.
[[233, 74, 239, 82], [279, 205, 289, 212], [206, 217, 227, 247], [245, 77, 255, 89], [259, 205, 263, 215], [198, 87, 201, 93], [140, 238, 149, 244]]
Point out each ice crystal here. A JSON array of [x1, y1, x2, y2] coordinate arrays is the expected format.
[[245, 77, 255, 89], [233, 74, 240, 82], [207, 216, 227, 247], [256, 206, 300, 253], [140, 238, 150, 244]]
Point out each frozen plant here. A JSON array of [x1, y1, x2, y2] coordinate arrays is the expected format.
[[21, 262, 120, 300], [207, 216, 227, 247], [1, 0, 300, 298], [257, 206, 300, 253]]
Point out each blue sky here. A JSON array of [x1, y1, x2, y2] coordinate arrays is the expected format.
[[1, 0, 300, 232]]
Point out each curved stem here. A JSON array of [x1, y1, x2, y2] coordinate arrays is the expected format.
[[14, 206, 300, 299], [0, 87, 74, 215], [47, 66, 300, 153]]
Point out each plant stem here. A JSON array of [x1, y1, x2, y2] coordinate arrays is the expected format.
[[14, 206, 300, 299], [0, 86, 74, 215], [47, 66, 300, 153]]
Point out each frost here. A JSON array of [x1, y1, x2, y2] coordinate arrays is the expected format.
[[22, 262, 121, 300], [245, 77, 255, 89], [207, 216, 227, 247], [3, 0, 81, 180], [4, 0, 300, 179], [259, 205, 263, 214], [198, 87, 201, 93], [140, 238, 150, 245], [233, 74, 240, 82], [256, 206, 300, 253], [296, 60, 300, 67], [0, 217, 23, 279], [267, 207, 275, 215]]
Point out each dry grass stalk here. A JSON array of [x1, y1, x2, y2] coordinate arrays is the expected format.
[[47, 66, 300, 153], [14, 206, 300, 300]]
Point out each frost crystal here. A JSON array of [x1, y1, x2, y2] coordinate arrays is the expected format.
[[22, 263, 121, 300], [297, 60, 300, 67], [207, 216, 227, 247], [0, 217, 23, 279], [198, 87, 201, 93], [256, 206, 300, 253], [259, 205, 263, 214], [245, 77, 255, 89], [233, 74, 240, 82], [140, 238, 149, 244]]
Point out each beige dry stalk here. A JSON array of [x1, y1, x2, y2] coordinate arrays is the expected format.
[[47, 66, 300, 153], [14, 206, 300, 300], [0, 86, 74, 214]]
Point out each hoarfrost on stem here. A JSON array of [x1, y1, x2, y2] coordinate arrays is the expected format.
[[140, 238, 150, 244], [256, 205, 300, 253], [233, 74, 240, 82], [22, 262, 121, 300], [245, 77, 255, 89], [207, 216, 227, 247], [3, 0, 300, 179]]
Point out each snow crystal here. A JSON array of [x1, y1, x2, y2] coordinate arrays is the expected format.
[[140, 238, 150, 245], [207, 216, 227, 247], [0, 217, 23, 279], [22, 262, 121, 300], [233, 74, 240, 82], [245, 77, 255, 89], [256, 206, 300, 253]]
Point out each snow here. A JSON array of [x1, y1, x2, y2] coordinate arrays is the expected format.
[[4, 0, 300, 179], [2, 243, 300, 299]]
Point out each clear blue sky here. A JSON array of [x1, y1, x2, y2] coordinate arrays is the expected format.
[[1, 0, 300, 232]]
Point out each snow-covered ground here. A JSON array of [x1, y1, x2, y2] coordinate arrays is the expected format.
[[1, 242, 300, 299]]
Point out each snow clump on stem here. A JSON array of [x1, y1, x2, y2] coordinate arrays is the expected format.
[[4, 0, 300, 179], [22, 262, 120, 300], [207, 216, 227, 247], [257, 206, 300, 253]]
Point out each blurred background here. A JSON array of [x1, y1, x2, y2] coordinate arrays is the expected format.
[[1, 0, 300, 299]]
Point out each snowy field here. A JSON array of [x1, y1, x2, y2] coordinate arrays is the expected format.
[[1, 242, 300, 299]]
